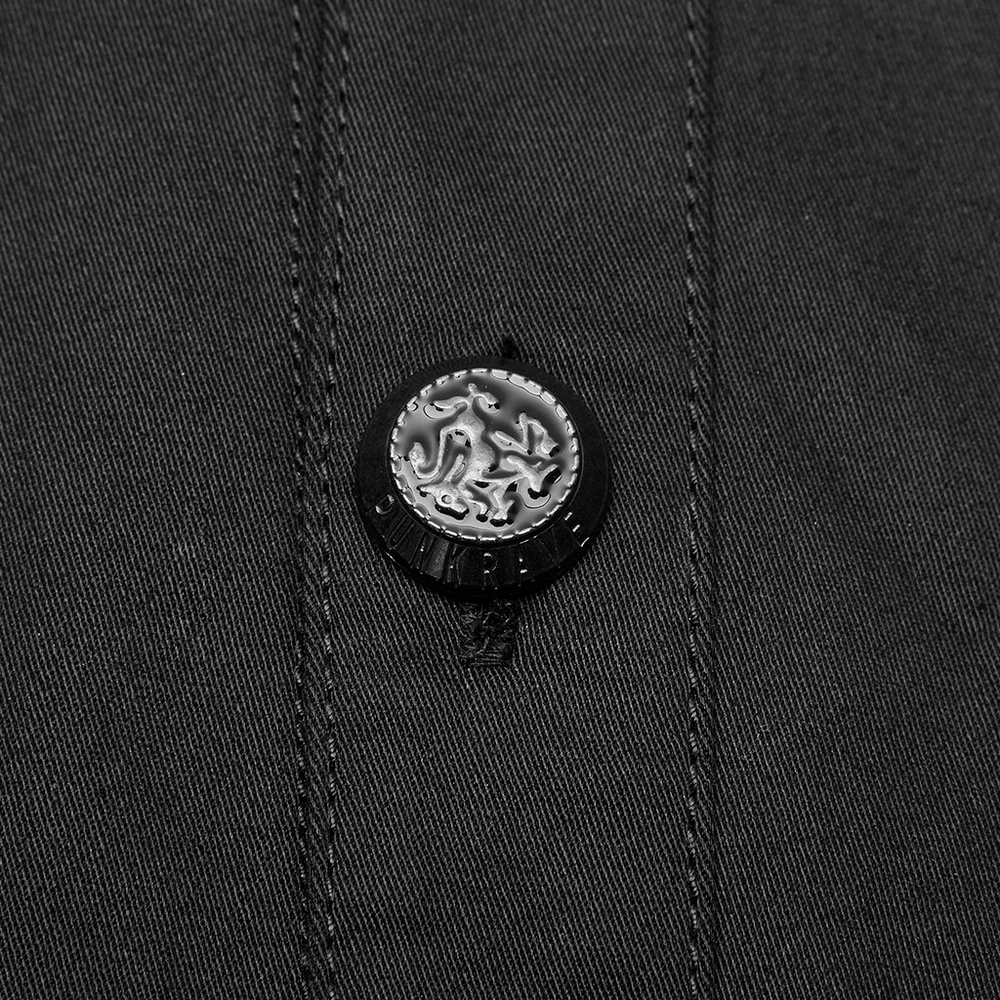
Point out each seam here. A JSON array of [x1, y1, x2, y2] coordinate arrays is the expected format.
[[684, 0, 718, 998], [291, 0, 349, 996], [290, 0, 310, 995], [324, 1, 349, 996]]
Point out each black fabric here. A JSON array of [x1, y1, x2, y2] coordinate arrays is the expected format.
[[3, 1, 999, 997], [713, 3, 1000, 994], [1, 2, 299, 996], [320, 2, 692, 995]]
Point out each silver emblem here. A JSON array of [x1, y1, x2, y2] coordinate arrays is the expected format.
[[390, 367, 580, 541]]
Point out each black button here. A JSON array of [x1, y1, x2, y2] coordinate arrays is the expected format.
[[355, 356, 610, 595]]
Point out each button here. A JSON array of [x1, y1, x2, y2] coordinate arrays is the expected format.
[[355, 356, 610, 595]]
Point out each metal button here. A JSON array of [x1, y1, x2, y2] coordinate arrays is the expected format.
[[355, 356, 609, 595]]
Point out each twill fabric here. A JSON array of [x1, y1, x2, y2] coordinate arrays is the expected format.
[[1, 1, 998, 998], [1, 1, 299, 997]]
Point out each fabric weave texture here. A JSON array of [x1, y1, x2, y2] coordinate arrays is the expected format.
[[2, 1, 998, 998]]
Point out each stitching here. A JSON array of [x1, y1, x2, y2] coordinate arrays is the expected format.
[[290, 1, 309, 994], [684, 0, 718, 997], [292, 0, 349, 995], [324, 1, 349, 995]]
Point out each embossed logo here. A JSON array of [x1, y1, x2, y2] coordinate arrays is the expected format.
[[390, 368, 579, 541]]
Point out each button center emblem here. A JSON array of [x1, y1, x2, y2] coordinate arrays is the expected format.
[[391, 368, 579, 542]]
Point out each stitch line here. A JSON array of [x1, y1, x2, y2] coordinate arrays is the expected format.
[[290, 1, 309, 995], [684, 0, 717, 997], [292, 0, 349, 994], [323, 1, 349, 996]]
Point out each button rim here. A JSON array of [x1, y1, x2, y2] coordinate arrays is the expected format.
[[354, 355, 610, 596]]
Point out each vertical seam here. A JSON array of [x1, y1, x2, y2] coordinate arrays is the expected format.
[[324, 1, 349, 996], [684, 0, 718, 998], [291, 0, 349, 996], [290, 1, 310, 995]]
